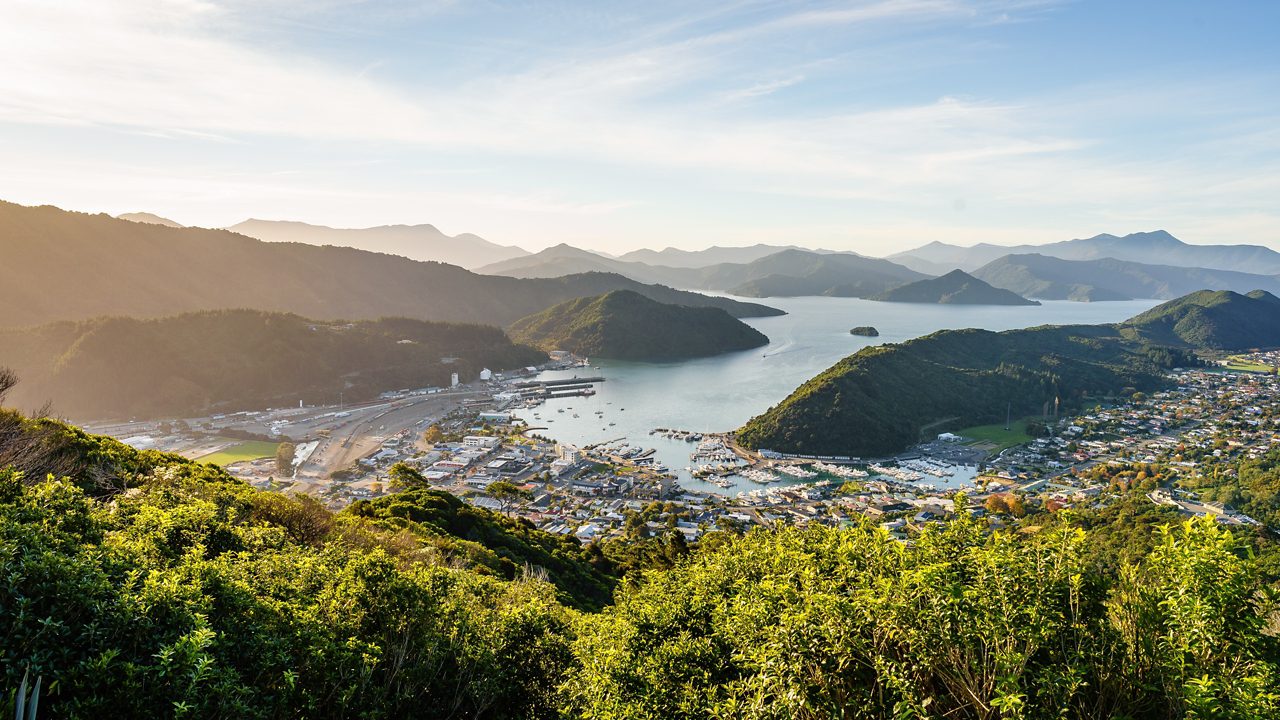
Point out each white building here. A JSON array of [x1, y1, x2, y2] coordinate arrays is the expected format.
[[463, 435, 501, 449], [479, 368, 493, 381], [450, 372, 459, 387]]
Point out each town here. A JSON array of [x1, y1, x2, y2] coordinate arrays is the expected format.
[[87, 353, 1280, 546]]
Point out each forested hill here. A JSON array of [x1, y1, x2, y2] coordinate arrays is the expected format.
[[0, 201, 780, 327], [736, 324, 1189, 457], [1121, 289, 1280, 349], [508, 290, 770, 361], [0, 310, 546, 419], [2, 406, 1277, 717], [873, 269, 1040, 305]]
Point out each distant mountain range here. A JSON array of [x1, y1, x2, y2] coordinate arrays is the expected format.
[[873, 269, 1039, 305], [117, 212, 184, 227], [508, 290, 769, 361], [0, 201, 780, 328], [0, 310, 546, 420], [971, 254, 1280, 302], [892, 230, 1280, 276], [226, 218, 530, 269], [480, 246, 927, 298], [614, 244, 838, 268]]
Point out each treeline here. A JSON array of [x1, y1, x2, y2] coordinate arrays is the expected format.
[[0, 310, 546, 419], [737, 324, 1196, 457], [2, 403, 1279, 718]]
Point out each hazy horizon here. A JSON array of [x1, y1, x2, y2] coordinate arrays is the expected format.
[[4, 1, 1279, 255]]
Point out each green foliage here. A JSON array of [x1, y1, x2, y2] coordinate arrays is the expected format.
[[346, 487, 617, 611], [738, 324, 1192, 456], [508, 290, 769, 361], [564, 517, 1280, 719]]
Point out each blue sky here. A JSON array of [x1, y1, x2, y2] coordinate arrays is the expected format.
[[1, 0, 1277, 255]]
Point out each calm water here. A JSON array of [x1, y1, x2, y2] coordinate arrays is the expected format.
[[512, 296, 1161, 493]]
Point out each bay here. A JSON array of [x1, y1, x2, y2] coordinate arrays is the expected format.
[[511, 296, 1162, 494]]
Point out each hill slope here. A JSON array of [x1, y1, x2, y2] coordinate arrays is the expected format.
[[892, 230, 1280, 275], [736, 324, 1186, 457], [227, 218, 529, 269], [1121, 290, 1280, 349], [0, 310, 547, 419], [973, 254, 1280, 301], [508, 290, 769, 361], [0, 201, 780, 327], [117, 211, 184, 227], [873, 269, 1040, 305]]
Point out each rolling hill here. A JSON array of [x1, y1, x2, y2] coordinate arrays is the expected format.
[[736, 287, 1280, 457], [226, 218, 530, 269], [117, 212, 184, 227], [508, 290, 769, 361], [614, 244, 822, 268], [872, 269, 1040, 305], [1120, 290, 1280, 349], [972, 254, 1280, 301], [736, 323, 1187, 457], [0, 201, 780, 328], [0, 310, 547, 420], [891, 231, 1280, 275]]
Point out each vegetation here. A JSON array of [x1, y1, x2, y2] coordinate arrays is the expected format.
[[1122, 290, 1280, 349], [0, 200, 779, 328], [873, 269, 1041, 305], [2, 389, 1279, 717], [509, 290, 769, 361], [738, 323, 1193, 456], [0, 309, 545, 419], [196, 440, 280, 467], [849, 326, 879, 337]]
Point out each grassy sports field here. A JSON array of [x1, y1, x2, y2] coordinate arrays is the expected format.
[[196, 440, 281, 466], [955, 421, 1033, 451]]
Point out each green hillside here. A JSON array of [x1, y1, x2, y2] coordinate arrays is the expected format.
[[736, 323, 1186, 456], [1121, 289, 1280, 349], [0, 310, 546, 419], [873, 269, 1041, 305], [2, 400, 1277, 717], [508, 290, 769, 361], [0, 201, 780, 327]]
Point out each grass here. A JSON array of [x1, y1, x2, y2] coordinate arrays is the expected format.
[[197, 440, 281, 466], [956, 421, 1034, 451], [1224, 355, 1276, 373]]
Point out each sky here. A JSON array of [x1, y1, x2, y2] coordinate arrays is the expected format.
[[1, 0, 1277, 256]]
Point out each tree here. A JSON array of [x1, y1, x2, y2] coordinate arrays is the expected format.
[[275, 442, 297, 476], [422, 425, 444, 445], [0, 367, 15, 404], [985, 494, 1010, 515], [487, 481, 529, 516], [387, 462, 426, 490]]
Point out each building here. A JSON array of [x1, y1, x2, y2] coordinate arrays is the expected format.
[[450, 372, 459, 388], [479, 368, 493, 381], [463, 435, 500, 449]]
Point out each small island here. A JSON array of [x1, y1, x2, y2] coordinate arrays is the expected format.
[[508, 289, 770, 361], [849, 326, 879, 337]]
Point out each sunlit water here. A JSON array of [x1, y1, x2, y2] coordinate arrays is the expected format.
[[511, 296, 1161, 494]]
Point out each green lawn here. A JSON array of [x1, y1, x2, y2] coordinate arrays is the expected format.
[[1224, 355, 1276, 373], [197, 440, 281, 466], [955, 421, 1033, 451]]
